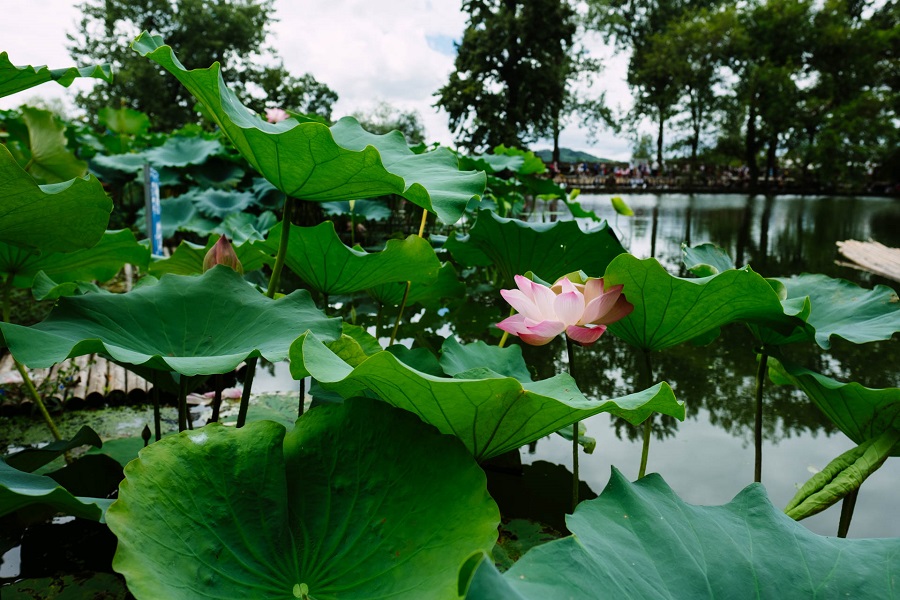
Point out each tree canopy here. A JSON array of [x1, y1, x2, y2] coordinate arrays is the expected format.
[[68, 0, 337, 131], [435, 0, 579, 152]]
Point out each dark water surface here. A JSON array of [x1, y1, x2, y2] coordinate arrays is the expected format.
[[529, 193, 900, 538], [253, 194, 900, 539]]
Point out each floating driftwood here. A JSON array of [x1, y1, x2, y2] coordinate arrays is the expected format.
[[836, 240, 900, 284], [0, 353, 151, 405]]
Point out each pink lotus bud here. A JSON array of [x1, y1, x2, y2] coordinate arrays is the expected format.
[[203, 236, 243, 275], [265, 107, 290, 123]]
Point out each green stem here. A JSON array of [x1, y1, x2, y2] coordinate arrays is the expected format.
[[236, 357, 257, 428], [3, 275, 63, 442], [497, 305, 515, 348], [15, 360, 62, 442], [837, 487, 859, 538], [298, 377, 306, 418], [565, 335, 579, 511], [177, 377, 188, 432], [210, 373, 223, 424], [637, 349, 654, 479], [151, 371, 161, 441], [388, 209, 429, 346], [239, 197, 295, 426], [754, 350, 769, 483], [266, 197, 295, 300]]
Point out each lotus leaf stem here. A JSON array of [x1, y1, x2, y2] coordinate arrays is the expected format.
[[177, 377, 188, 432], [754, 350, 769, 483], [637, 349, 655, 478], [837, 488, 859, 538], [565, 334, 580, 511], [2, 275, 63, 442], [210, 373, 223, 424], [389, 209, 429, 345], [151, 372, 161, 441], [238, 196, 296, 427]]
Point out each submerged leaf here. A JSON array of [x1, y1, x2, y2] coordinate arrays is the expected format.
[[290, 333, 683, 461], [107, 398, 499, 600], [466, 468, 900, 599]]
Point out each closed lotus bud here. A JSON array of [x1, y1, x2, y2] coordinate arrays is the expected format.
[[203, 236, 243, 275]]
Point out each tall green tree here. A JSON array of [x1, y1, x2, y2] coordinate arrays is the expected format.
[[68, 0, 337, 131], [647, 6, 737, 179], [435, 0, 578, 152], [585, 0, 722, 168]]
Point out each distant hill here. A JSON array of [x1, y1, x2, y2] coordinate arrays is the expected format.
[[534, 148, 617, 163]]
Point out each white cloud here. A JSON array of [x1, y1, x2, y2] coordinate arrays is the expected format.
[[1, 0, 634, 159]]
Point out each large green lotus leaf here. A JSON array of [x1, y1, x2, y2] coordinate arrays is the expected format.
[[681, 242, 736, 277], [439, 337, 533, 382], [290, 333, 683, 461], [679, 244, 900, 348], [149, 235, 271, 276], [99, 106, 151, 136], [0, 53, 112, 98], [366, 261, 465, 308], [0, 460, 111, 522], [466, 468, 900, 599], [445, 209, 625, 285], [769, 357, 900, 454], [259, 220, 441, 295], [174, 187, 258, 219], [0, 145, 111, 254], [16, 107, 88, 184], [0, 229, 149, 289], [92, 135, 223, 173], [492, 144, 546, 175], [0, 266, 341, 376], [604, 254, 800, 352], [107, 398, 499, 600], [321, 199, 392, 222], [769, 274, 900, 348], [458, 152, 525, 174], [132, 33, 484, 224]]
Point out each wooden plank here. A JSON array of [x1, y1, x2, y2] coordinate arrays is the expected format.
[[837, 240, 900, 284], [69, 355, 89, 401], [108, 361, 127, 393]]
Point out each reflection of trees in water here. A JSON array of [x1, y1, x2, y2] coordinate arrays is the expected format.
[[413, 194, 900, 451]]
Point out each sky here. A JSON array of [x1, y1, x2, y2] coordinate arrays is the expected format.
[[0, 0, 634, 160]]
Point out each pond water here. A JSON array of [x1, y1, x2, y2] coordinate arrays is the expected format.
[[4, 193, 899, 571], [252, 193, 900, 539], [521, 193, 900, 538]]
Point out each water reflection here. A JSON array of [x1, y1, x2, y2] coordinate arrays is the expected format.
[[443, 194, 900, 537]]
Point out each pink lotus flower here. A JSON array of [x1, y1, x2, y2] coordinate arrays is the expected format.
[[265, 107, 290, 123], [497, 274, 633, 346]]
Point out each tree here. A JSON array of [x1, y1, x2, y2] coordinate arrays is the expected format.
[[68, 0, 337, 131], [435, 0, 579, 152], [585, 0, 723, 168], [647, 6, 737, 179], [351, 101, 426, 145], [730, 0, 814, 187]]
